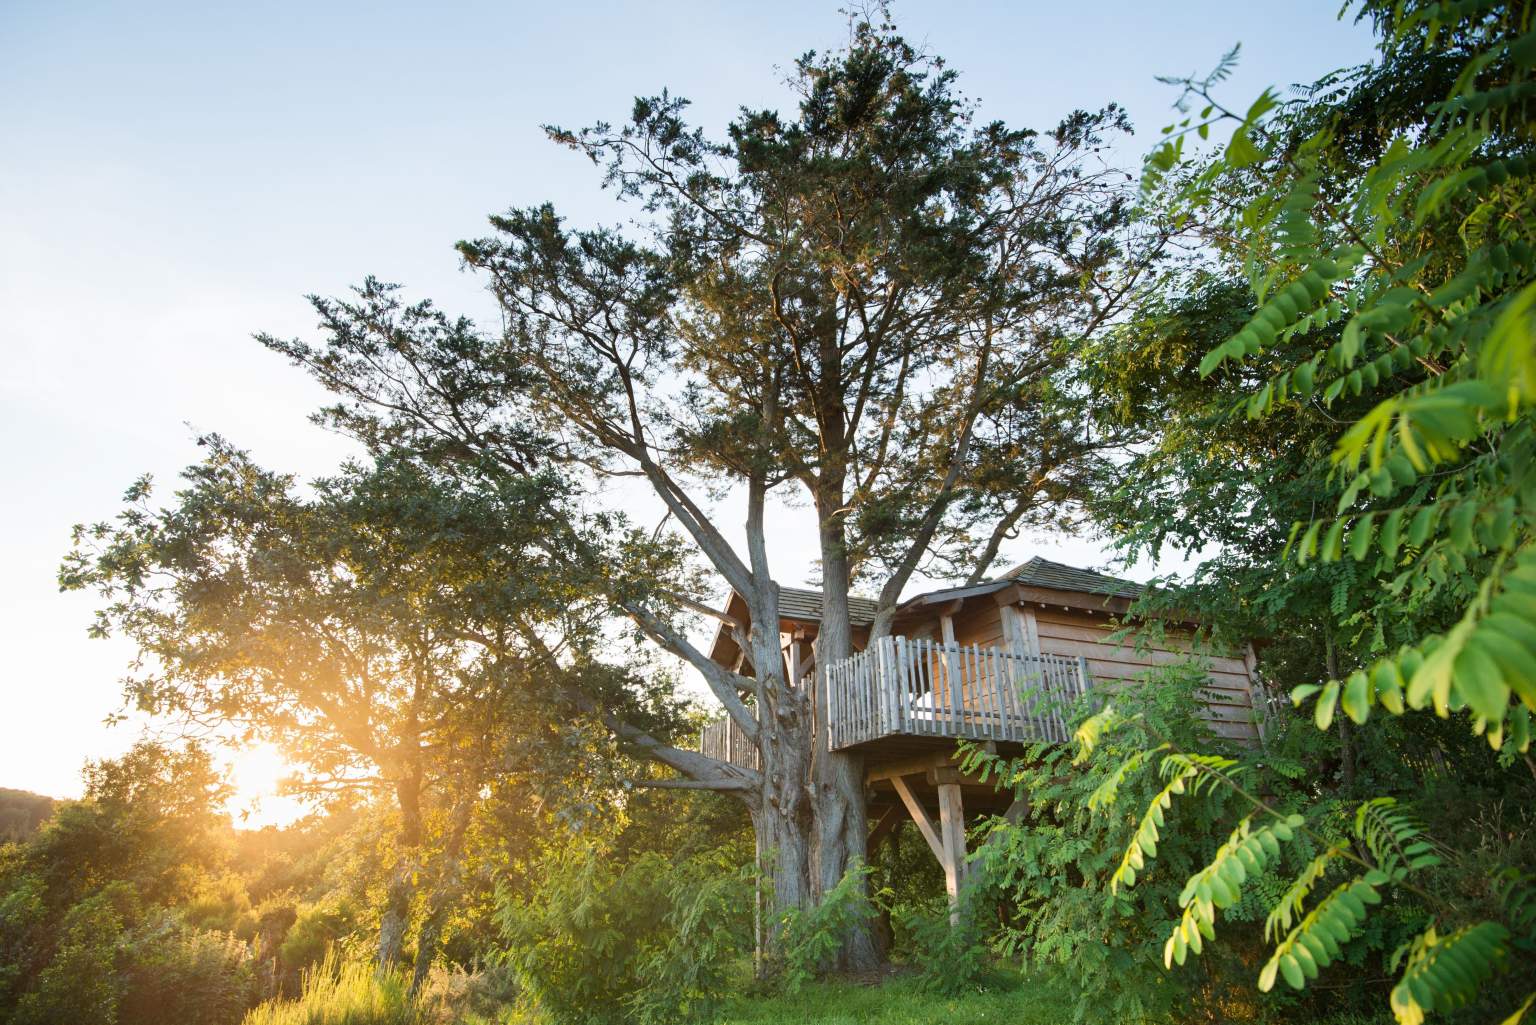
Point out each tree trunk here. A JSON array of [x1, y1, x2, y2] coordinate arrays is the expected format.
[[1325, 634, 1357, 790], [807, 483, 880, 972], [378, 771, 423, 967], [733, 470, 819, 961], [410, 798, 476, 994]]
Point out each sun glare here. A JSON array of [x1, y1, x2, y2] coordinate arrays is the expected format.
[[224, 742, 307, 829]]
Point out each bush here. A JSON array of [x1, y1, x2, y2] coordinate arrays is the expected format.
[[11, 891, 122, 1025], [11, 898, 259, 1025], [241, 952, 422, 1025], [279, 898, 356, 972], [894, 897, 988, 997], [414, 963, 519, 1025], [961, 663, 1249, 1023], [494, 843, 752, 1025], [120, 919, 257, 1025], [774, 862, 879, 992]]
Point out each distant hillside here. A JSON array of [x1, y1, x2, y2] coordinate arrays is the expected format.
[[0, 788, 57, 843]]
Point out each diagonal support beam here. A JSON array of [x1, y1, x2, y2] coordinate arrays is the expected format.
[[867, 805, 902, 856], [890, 775, 944, 863]]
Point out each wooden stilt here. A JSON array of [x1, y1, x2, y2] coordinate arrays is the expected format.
[[935, 773, 968, 924]]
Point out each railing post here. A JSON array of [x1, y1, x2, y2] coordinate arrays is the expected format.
[[826, 660, 837, 751], [882, 636, 899, 736]]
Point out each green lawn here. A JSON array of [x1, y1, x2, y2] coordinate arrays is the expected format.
[[711, 970, 1068, 1025]]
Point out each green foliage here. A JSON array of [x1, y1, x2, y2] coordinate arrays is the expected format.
[[776, 863, 881, 993], [1166, 814, 1302, 969], [241, 952, 422, 1025], [961, 664, 1247, 1023], [1389, 922, 1508, 1025], [0, 742, 261, 1025], [11, 889, 123, 1025], [119, 922, 258, 1025], [892, 898, 988, 998], [279, 899, 358, 974], [628, 861, 757, 1025], [1072, 1, 1536, 1021], [492, 842, 751, 1025]]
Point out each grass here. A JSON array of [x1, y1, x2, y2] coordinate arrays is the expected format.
[[238, 957, 1068, 1025], [711, 969, 1071, 1025], [241, 954, 422, 1025]]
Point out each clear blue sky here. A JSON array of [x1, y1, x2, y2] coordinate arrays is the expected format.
[[0, 1, 1378, 800]]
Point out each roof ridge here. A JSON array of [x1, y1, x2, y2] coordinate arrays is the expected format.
[[990, 555, 1142, 597]]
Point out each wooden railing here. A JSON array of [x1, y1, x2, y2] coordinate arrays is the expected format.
[[699, 716, 760, 771], [825, 636, 1091, 750], [697, 637, 1091, 766]]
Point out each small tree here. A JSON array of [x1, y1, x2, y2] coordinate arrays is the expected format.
[[62, 443, 648, 972]]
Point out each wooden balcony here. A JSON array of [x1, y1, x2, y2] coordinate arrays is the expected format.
[[826, 636, 1090, 751], [699, 636, 1092, 770]]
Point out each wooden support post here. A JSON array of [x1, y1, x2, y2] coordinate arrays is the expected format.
[[1021, 605, 1042, 655], [1244, 641, 1266, 743], [939, 612, 963, 719], [934, 770, 968, 925]]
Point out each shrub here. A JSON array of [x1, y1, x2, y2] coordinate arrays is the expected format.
[[629, 862, 755, 1025], [494, 843, 751, 1025], [894, 897, 988, 997], [119, 919, 257, 1025], [185, 874, 256, 934], [961, 663, 1249, 1023], [279, 898, 356, 972], [11, 891, 123, 1025], [414, 963, 519, 1025], [774, 861, 880, 992]]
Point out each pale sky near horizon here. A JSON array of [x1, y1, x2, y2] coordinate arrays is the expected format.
[[0, 1, 1377, 810]]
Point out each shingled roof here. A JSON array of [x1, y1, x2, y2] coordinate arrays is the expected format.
[[777, 586, 881, 627], [726, 560, 1137, 634], [997, 556, 1143, 599]]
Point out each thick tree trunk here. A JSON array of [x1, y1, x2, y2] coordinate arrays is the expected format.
[[739, 473, 819, 956], [807, 485, 880, 972]]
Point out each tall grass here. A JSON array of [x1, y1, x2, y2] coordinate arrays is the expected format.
[[241, 953, 423, 1025]]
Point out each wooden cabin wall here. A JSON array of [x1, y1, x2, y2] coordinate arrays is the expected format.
[[895, 599, 1260, 743], [1027, 606, 1259, 742], [940, 602, 1001, 713], [950, 603, 1004, 649]]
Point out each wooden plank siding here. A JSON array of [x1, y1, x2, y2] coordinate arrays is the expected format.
[[942, 601, 1261, 743], [1028, 607, 1261, 742]]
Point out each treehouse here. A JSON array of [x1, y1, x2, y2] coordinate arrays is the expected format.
[[698, 557, 1263, 914]]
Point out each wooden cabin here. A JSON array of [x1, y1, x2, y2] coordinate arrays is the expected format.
[[699, 557, 1264, 915]]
